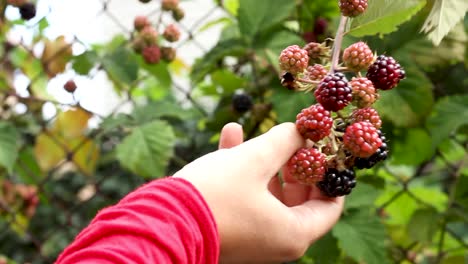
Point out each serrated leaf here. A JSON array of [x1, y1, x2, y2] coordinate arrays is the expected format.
[[102, 47, 139, 86], [421, 0, 468, 45], [0, 122, 18, 173], [348, 0, 426, 37], [116, 121, 175, 178], [345, 182, 380, 209], [191, 38, 247, 84], [427, 95, 468, 149], [333, 209, 389, 264], [306, 233, 340, 264], [374, 61, 434, 127], [254, 30, 305, 57], [237, 0, 296, 39], [407, 209, 441, 244]]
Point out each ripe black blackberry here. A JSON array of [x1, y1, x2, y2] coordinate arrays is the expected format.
[[314, 72, 353, 112], [366, 55, 406, 90], [19, 3, 36, 20], [317, 168, 356, 197], [232, 92, 253, 113], [354, 131, 388, 169]]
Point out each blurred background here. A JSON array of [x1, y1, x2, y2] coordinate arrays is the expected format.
[[0, 0, 467, 263]]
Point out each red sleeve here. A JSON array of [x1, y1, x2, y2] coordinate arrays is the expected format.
[[55, 177, 219, 264]]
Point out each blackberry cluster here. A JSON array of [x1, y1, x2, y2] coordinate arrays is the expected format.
[[317, 169, 357, 197]]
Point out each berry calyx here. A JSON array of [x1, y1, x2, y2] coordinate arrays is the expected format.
[[287, 148, 327, 185], [19, 3, 36, 20], [296, 104, 333, 142], [279, 45, 309, 75], [307, 64, 327, 82], [232, 91, 253, 114], [303, 42, 330, 63], [350, 108, 382, 129], [142, 45, 161, 64], [339, 0, 368, 17], [342, 42, 374, 72], [366, 55, 406, 90], [163, 24, 181, 42], [314, 72, 353, 112], [343, 121, 382, 158], [350, 77, 378, 108], [63, 80, 77, 93], [317, 168, 356, 197], [354, 131, 388, 169], [134, 16, 150, 32]]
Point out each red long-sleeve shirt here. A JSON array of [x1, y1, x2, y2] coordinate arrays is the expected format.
[[55, 177, 219, 264]]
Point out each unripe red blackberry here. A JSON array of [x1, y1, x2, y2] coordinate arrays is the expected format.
[[142, 45, 161, 64], [350, 108, 382, 129], [19, 3, 36, 20], [350, 77, 378, 108], [140, 26, 159, 45], [314, 72, 353, 112], [134, 15, 150, 32], [63, 80, 77, 93], [303, 42, 330, 63], [287, 148, 327, 185], [172, 7, 185, 21], [354, 131, 388, 169], [232, 91, 253, 113], [163, 24, 181, 42], [296, 104, 333, 142], [162, 0, 179, 11], [161, 47, 176, 62], [343, 42, 374, 72], [307, 64, 327, 82], [339, 0, 368, 17], [343, 121, 382, 158], [279, 45, 309, 75], [317, 168, 356, 197], [366, 55, 406, 90]]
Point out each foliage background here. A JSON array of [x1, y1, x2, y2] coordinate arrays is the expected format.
[[0, 0, 467, 263]]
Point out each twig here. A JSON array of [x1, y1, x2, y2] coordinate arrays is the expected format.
[[330, 16, 348, 73]]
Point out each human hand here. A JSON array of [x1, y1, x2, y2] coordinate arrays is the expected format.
[[174, 123, 344, 264]]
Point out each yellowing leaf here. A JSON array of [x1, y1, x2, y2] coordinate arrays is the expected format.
[[52, 108, 92, 139], [41, 36, 73, 77], [34, 133, 66, 172]]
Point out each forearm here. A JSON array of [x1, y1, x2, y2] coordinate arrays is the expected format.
[[55, 177, 219, 264]]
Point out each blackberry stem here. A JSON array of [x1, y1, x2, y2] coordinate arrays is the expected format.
[[330, 16, 348, 73]]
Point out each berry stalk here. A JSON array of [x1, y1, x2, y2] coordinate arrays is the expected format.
[[330, 16, 348, 73]]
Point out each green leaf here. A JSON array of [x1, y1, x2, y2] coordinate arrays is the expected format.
[[306, 233, 340, 264], [348, 0, 426, 37], [391, 128, 434, 165], [345, 182, 380, 209], [407, 208, 441, 244], [211, 69, 247, 94], [374, 61, 434, 127], [140, 60, 172, 88], [271, 86, 315, 123], [102, 47, 139, 86], [237, 0, 296, 39], [254, 29, 305, 57], [191, 38, 247, 84], [116, 121, 176, 178], [421, 0, 468, 45], [455, 174, 468, 208], [427, 95, 468, 149], [333, 209, 389, 264], [72, 51, 98, 75], [0, 122, 18, 173]]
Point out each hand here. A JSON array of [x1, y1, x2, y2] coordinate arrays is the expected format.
[[174, 123, 344, 264]]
